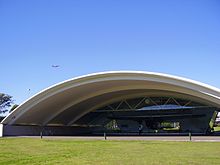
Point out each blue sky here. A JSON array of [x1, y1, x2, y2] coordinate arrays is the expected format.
[[0, 0, 220, 104]]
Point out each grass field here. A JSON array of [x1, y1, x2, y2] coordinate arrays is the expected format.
[[0, 138, 220, 165]]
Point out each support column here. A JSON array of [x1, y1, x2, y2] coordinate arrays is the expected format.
[[0, 124, 3, 137]]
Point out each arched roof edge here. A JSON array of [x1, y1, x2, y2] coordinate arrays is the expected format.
[[2, 71, 220, 124]]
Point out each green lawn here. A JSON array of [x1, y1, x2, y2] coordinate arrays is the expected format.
[[0, 138, 220, 165]]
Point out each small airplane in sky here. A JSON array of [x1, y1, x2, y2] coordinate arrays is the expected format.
[[51, 65, 60, 68]]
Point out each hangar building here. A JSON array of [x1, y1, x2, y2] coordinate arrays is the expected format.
[[1, 71, 220, 137]]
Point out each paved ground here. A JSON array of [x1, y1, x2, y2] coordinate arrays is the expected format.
[[11, 136, 220, 142]]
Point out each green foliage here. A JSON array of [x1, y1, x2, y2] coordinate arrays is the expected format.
[[0, 116, 4, 122], [10, 104, 19, 113], [214, 126, 220, 132], [0, 138, 220, 165], [160, 122, 174, 128], [105, 120, 120, 131], [0, 93, 13, 114]]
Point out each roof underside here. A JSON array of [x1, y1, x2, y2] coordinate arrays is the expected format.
[[2, 71, 220, 126]]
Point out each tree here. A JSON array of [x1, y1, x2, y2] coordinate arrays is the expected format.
[[0, 93, 13, 114], [10, 104, 19, 113]]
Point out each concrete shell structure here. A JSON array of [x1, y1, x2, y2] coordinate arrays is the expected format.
[[1, 71, 220, 136]]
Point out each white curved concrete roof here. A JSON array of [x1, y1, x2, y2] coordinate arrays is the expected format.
[[2, 71, 220, 126]]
